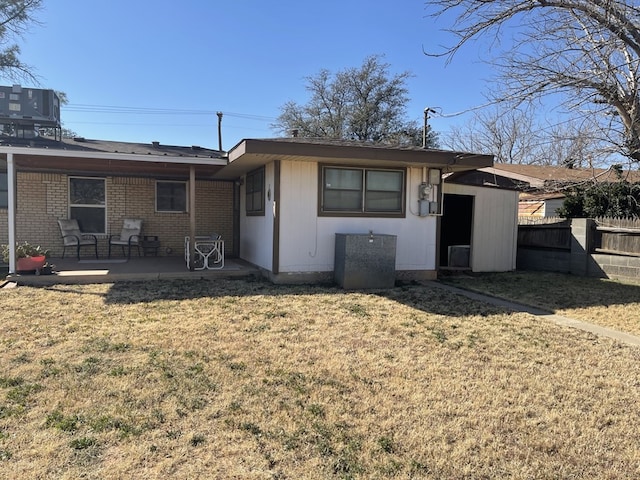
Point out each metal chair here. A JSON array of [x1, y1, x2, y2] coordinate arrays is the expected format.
[[184, 233, 224, 270], [193, 238, 224, 270], [58, 219, 99, 260], [108, 219, 142, 259]]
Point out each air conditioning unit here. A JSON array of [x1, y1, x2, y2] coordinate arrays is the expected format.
[[448, 245, 470, 268], [0, 85, 61, 127]]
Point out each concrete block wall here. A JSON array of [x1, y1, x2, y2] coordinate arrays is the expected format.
[[591, 253, 640, 280], [3, 172, 235, 258], [516, 248, 570, 273]]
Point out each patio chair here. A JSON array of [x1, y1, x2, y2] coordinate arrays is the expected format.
[[108, 218, 142, 259], [58, 219, 99, 260], [194, 233, 224, 270], [184, 233, 224, 270]]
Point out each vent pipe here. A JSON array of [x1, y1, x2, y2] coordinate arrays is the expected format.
[[217, 112, 223, 152]]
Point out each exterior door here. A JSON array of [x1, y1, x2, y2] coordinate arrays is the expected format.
[[440, 194, 474, 267]]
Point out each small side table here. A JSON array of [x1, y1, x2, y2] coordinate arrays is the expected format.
[[141, 235, 160, 256]]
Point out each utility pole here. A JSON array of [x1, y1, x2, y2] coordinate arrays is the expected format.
[[423, 107, 435, 148]]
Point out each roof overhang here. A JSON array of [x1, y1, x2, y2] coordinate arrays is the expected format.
[[215, 139, 493, 180], [0, 146, 228, 180], [477, 166, 542, 188]]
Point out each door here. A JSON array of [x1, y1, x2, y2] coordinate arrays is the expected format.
[[440, 194, 474, 268]]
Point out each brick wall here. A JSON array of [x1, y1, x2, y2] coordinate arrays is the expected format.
[[3, 172, 234, 258]]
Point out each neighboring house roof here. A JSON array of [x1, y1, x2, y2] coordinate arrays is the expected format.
[[483, 163, 640, 189], [519, 192, 566, 201], [447, 163, 640, 192], [217, 137, 494, 180]]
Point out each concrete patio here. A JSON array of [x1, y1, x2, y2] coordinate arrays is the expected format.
[[5, 255, 261, 286]]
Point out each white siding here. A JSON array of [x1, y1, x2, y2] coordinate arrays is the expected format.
[[444, 183, 518, 272], [278, 161, 437, 273], [544, 198, 564, 217], [239, 162, 274, 270]]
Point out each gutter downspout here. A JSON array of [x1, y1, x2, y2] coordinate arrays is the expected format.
[[7, 152, 15, 273]]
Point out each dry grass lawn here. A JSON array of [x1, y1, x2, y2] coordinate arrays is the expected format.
[[441, 271, 640, 338], [0, 277, 639, 479]]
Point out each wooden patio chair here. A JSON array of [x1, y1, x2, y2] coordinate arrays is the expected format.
[[108, 218, 142, 259], [58, 219, 99, 260]]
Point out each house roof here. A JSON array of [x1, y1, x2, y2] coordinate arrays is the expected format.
[[0, 135, 222, 158], [482, 163, 640, 188], [447, 163, 640, 192], [0, 135, 227, 180], [519, 191, 566, 201], [216, 137, 494, 180]]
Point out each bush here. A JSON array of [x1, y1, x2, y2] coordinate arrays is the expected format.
[[1, 242, 49, 264]]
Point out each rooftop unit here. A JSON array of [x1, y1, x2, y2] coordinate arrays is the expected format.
[[0, 85, 61, 128]]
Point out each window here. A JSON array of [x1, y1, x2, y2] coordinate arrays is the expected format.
[[321, 166, 405, 216], [69, 177, 106, 234], [156, 181, 187, 212], [0, 169, 7, 209], [246, 167, 265, 215]]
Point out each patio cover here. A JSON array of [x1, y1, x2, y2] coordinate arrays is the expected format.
[[1, 136, 227, 273]]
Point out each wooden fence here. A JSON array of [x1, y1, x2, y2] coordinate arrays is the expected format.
[[593, 217, 640, 256], [517, 217, 571, 250], [517, 216, 640, 256]]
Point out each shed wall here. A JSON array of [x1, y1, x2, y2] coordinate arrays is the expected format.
[[444, 183, 518, 272]]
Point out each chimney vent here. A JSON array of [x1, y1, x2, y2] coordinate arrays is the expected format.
[[152, 141, 160, 148], [292, 129, 299, 138]]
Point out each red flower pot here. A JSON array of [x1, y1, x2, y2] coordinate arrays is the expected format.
[[17, 255, 47, 272]]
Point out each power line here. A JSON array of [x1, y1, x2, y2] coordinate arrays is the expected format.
[[64, 104, 277, 122], [65, 119, 271, 133]]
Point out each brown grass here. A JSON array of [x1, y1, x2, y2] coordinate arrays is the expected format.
[[1, 278, 639, 479], [441, 271, 640, 338]]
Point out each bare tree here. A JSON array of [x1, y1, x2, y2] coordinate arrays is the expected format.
[[445, 105, 612, 166], [426, 0, 640, 161], [446, 107, 539, 164], [274, 55, 439, 147], [0, 1, 43, 82]]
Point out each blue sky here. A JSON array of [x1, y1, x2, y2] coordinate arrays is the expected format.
[[17, 1, 492, 150]]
